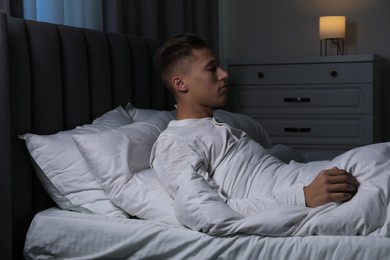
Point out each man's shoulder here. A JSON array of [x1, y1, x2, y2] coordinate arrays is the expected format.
[[157, 118, 215, 145]]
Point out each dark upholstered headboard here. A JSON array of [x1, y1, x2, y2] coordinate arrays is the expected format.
[[0, 12, 174, 259]]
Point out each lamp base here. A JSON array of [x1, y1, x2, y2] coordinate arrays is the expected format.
[[320, 38, 344, 56]]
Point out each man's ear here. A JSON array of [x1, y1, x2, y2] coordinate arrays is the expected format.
[[171, 76, 188, 92]]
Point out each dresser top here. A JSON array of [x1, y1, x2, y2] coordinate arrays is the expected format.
[[226, 54, 381, 66]]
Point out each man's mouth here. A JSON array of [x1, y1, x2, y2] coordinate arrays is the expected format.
[[220, 85, 228, 94]]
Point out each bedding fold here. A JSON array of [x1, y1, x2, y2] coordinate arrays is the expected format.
[[169, 141, 390, 237]]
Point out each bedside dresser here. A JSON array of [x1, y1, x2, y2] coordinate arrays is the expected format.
[[227, 55, 381, 152]]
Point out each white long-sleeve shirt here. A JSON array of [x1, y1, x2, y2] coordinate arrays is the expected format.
[[150, 117, 307, 218]]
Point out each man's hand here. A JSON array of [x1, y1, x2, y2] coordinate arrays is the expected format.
[[304, 167, 359, 208]]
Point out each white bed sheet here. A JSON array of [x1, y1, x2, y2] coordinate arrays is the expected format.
[[24, 207, 390, 260]]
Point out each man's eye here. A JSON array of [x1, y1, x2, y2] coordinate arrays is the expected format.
[[208, 67, 217, 71]]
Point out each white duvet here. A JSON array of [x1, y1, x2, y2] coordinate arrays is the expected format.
[[151, 118, 390, 237], [24, 208, 390, 260], [177, 141, 390, 237]]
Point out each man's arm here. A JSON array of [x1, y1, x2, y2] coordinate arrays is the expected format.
[[304, 167, 359, 207]]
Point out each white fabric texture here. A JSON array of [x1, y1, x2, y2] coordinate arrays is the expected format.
[[24, 207, 390, 260], [19, 107, 132, 217], [266, 143, 307, 163], [213, 109, 272, 148], [126, 102, 272, 148], [73, 111, 179, 224], [151, 117, 390, 237], [126, 102, 163, 122]]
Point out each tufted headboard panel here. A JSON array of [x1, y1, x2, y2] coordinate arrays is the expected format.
[[0, 12, 174, 259]]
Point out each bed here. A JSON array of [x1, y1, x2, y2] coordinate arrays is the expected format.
[[1, 12, 390, 260]]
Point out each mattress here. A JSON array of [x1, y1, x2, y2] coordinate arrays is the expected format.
[[24, 207, 390, 259]]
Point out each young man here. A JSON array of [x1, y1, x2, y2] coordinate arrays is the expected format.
[[150, 33, 359, 234]]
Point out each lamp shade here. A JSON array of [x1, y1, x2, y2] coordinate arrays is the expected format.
[[319, 16, 346, 40]]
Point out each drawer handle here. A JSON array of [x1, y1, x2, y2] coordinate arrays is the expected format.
[[284, 97, 311, 103], [257, 72, 264, 79], [284, 127, 311, 133], [330, 70, 338, 77]]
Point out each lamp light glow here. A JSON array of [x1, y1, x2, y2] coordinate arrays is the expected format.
[[319, 16, 346, 40]]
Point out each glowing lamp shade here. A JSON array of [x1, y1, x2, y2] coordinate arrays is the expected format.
[[319, 16, 346, 40]]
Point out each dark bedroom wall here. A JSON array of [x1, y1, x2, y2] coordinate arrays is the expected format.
[[219, 0, 390, 142]]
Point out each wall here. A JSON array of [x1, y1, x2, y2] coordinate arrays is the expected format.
[[219, 0, 390, 141]]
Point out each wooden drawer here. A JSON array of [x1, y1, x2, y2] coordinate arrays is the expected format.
[[233, 84, 372, 115], [228, 63, 374, 85], [254, 115, 373, 147]]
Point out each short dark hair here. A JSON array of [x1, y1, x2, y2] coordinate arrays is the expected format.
[[154, 33, 210, 90]]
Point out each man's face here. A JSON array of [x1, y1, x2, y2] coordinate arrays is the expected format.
[[182, 48, 229, 109]]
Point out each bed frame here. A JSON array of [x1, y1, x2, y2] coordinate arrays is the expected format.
[[0, 12, 174, 259]]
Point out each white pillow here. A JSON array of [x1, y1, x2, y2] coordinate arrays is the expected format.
[[19, 106, 132, 217], [114, 168, 177, 225], [214, 109, 273, 148], [73, 111, 179, 224], [126, 102, 163, 122]]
